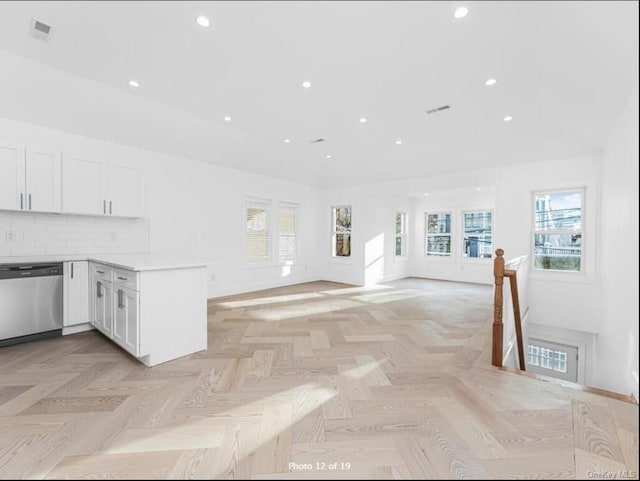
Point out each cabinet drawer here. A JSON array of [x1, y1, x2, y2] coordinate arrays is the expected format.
[[113, 268, 138, 291], [92, 263, 113, 282]]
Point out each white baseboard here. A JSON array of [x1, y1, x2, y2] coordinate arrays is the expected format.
[[630, 370, 639, 403], [62, 323, 95, 335]]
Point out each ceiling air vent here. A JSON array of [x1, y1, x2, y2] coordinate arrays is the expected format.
[[30, 19, 53, 41], [426, 105, 450, 115]]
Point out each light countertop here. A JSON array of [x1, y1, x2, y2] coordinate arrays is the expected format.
[[0, 253, 208, 272]]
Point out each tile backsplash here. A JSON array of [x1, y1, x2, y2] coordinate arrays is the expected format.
[[0, 211, 149, 257]]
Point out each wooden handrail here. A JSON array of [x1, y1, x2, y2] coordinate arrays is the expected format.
[[492, 248, 526, 370], [492, 249, 505, 367]]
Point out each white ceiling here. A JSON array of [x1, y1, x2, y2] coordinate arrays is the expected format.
[[0, 1, 637, 187]]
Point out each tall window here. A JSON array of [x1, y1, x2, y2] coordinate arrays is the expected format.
[[462, 211, 493, 259], [245, 204, 270, 262], [533, 190, 583, 271], [332, 206, 352, 257], [425, 212, 452, 256], [395, 212, 407, 257], [278, 204, 297, 262]]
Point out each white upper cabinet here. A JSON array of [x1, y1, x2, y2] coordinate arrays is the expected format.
[[62, 154, 142, 218], [0, 142, 61, 213], [0, 142, 26, 211], [25, 147, 61, 213], [62, 154, 106, 216], [108, 163, 143, 218], [2, 144, 142, 218]]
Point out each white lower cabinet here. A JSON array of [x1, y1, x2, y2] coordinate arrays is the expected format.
[[88, 261, 206, 366], [90, 263, 139, 356], [93, 279, 113, 338], [63, 261, 90, 331], [113, 285, 139, 357]]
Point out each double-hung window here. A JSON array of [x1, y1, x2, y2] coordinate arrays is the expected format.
[[425, 212, 452, 256], [332, 206, 352, 257], [462, 211, 493, 259], [533, 190, 583, 271], [245, 201, 271, 262], [278, 203, 298, 262], [395, 212, 407, 257]]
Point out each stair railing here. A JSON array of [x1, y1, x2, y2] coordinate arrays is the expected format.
[[492, 248, 526, 370]]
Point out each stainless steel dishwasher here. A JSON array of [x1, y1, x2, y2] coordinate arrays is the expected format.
[[0, 263, 63, 347]]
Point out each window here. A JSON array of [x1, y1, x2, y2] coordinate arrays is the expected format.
[[462, 211, 493, 259], [527, 338, 578, 382], [332, 206, 352, 257], [395, 212, 407, 257], [425, 212, 452, 256], [533, 190, 583, 271], [527, 344, 568, 372], [245, 204, 270, 262], [278, 204, 297, 262]]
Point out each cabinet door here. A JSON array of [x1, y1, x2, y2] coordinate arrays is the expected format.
[[63, 261, 89, 327], [62, 154, 105, 215], [93, 280, 113, 337], [25, 147, 62, 213], [108, 164, 142, 217], [0, 143, 26, 211], [113, 286, 139, 356]]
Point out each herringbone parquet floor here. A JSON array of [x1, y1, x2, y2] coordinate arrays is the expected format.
[[0, 279, 637, 479]]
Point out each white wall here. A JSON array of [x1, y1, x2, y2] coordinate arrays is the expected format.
[[322, 153, 603, 333], [320, 186, 411, 286], [410, 186, 496, 284], [594, 85, 639, 399], [0, 117, 322, 298], [495, 155, 603, 334]]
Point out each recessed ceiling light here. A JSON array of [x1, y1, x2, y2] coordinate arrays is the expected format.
[[503, 115, 513, 122], [424, 193, 430, 197], [283, 138, 291, 143], [223, 116, 232, 122], [359, 118, 368, 123], [454, 6, 469, 19], [476, 187, 482, 191], [302, 81, 312, 88], [485, 78, 497, 86], [196, 16, 210, 28], [128, 80, 139, 88], [395, 139, 403, 145], [326, 154, 332, 159]]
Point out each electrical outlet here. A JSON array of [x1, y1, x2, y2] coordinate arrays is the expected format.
[[5, 231, 16, 242]]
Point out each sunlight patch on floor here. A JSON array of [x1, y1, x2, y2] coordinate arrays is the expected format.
[[216, 292, 325, 309]]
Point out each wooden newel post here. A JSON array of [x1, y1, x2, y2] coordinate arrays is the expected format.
[[492, 248, 505, 367]]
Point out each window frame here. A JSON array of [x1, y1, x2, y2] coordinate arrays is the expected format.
[[395, 211, 408, 258], [461, 209, 494, 261], [331, 205, 352, 259], [531, 188, 584, 274], [424, 211, 453, 258]]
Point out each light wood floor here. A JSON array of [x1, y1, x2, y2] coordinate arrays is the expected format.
[[0, 279, 637, 479]]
